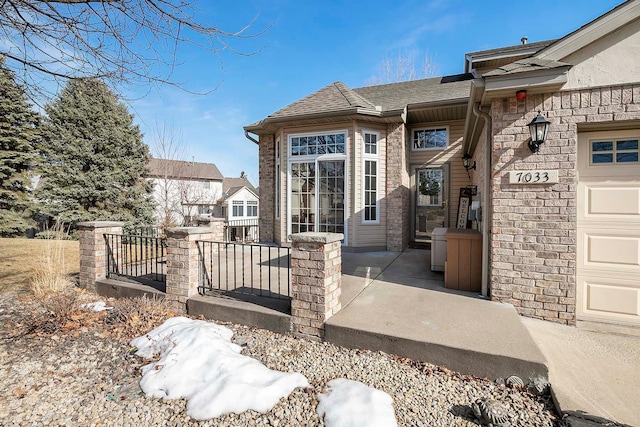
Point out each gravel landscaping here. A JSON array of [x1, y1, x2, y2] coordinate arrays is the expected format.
[[0, 291, 560, 426]]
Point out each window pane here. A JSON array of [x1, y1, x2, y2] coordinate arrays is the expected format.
[[617, 152, 638, 163], [414, 128, 447, 149], [592, 141, 613, 152], [592, 153, 613, 163], [617, 140, 638, 150]]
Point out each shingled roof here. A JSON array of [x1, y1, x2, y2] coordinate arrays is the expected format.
[[223, 177, 257, 194], [483, 57, 570, 77], [148, 159, 224, 181], [245, 74, 473, 132]]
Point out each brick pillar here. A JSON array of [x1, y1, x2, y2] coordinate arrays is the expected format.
[[77, 221, 124, 292], [196, 217, 225, 241], [258, 134, 275, 243], [165, 227, 215, 312], [386, 122, 410, 251], [290, 232, 343, 340]]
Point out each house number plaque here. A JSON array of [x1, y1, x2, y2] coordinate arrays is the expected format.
[[509, 170, 559, 184]]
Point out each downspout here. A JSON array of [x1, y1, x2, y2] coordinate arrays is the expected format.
[[244, 130, 259, 145], [472, 102, 491, 298]]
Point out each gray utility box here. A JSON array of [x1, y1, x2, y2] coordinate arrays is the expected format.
[[431, 227, 448, 272]]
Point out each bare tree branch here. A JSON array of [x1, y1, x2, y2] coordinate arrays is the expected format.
[[0, 0, 271, 101], [367, 49, 439, 85]]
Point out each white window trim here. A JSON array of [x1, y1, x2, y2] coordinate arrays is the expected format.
[[286, 130, 349, 245], [232, 200, 244, 217], [411, 126, 449, 151], [361, 130, 380, 225], [589, 136, 640, 166]]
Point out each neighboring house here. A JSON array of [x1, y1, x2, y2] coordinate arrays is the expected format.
[[148, 158, 223, 227], [215, 177, 259, 242], [244, 0, 640, 328]]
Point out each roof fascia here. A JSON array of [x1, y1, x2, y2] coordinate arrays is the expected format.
[[482, 66, 569, 101], [536, 1, 640, 61], [464, 46, 543, 73]]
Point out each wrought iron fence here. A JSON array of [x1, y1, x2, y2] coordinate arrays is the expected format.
[[104, 233, 167, 290], [197, 241, 290, 302], [224, 218, 259, 242]]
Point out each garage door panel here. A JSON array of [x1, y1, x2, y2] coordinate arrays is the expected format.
[[578, 228, 640, 273], [587, 186, 640, 216], [577, 276, 640, 324], [588, 235, 640, 266]]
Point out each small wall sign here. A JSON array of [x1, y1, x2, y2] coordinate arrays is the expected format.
[[509, 170, 559, 184]]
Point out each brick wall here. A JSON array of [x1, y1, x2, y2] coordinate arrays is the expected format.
[[490, 83, 640, 324], [258, 134, 275, 243], [386, 122, 410, 251]]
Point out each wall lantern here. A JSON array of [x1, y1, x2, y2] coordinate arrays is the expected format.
[[462, 153, 476, 171], [527, 111, 551, 153]]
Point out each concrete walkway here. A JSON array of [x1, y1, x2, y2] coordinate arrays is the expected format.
[[523, 317, 640, 426], [326, 249, 548, 381]]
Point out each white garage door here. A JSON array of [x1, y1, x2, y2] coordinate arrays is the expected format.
[[577, 130, 640, 326]]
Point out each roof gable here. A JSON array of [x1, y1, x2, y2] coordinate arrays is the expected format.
[[223, 177, 257, 194], [269, 82, 377, 119], [148, 158, 223, 181], [536, 0, 640, 61]]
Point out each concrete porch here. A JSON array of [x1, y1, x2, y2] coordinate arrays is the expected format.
[[328, 249, 548, 382]]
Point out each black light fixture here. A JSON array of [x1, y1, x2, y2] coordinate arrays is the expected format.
[[462, 153, 476, 171], [527, 110, 551, 153]]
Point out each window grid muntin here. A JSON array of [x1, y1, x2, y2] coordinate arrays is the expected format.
[[363, 160, 378, 222], [361, 130, 380, 224], [247, 200, 258, 217], [412, 127, 448, 150], [290, 133, 345, 156], [232, 200, 244, 217], [590, 138, 639, 164]]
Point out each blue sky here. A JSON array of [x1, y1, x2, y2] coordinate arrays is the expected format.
[[128, 0, 623, 185]]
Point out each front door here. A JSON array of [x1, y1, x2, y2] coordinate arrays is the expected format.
[[414, 166, 448, 242]]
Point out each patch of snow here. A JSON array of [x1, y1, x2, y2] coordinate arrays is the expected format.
[[130, 316, 310, 420], [80, 301, 112, 311], [317, 378, 397, 427]]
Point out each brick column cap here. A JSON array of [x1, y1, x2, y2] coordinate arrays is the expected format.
[[165, 227, 215, 238], [77, 221, 125, 229], [196, 217, 225, 225], [290, 232, 344, 244]]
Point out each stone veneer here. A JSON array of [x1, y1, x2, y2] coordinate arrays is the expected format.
[[258, 134, 275, 243], [490, 83, 640, 324], [164, 227, 216, 312], [290, 232, 343, 340], [78, 221, 124, 292], [385, 122, 410, 251]]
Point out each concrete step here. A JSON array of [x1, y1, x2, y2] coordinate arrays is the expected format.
[[325, 278, 548, 382]]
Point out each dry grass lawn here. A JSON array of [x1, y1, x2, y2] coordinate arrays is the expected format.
[[0, 238, 80, 293]]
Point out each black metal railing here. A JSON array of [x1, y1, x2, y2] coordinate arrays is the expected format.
[[104, 233, 167, 291], [224, 218, 259, 242], [197, 241, 291, 304]]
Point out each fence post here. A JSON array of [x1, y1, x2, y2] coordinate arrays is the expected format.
[[290, 232, 343, 340], [165, 227, 215, 312], [196, 217, 225, 242], [77, 221, 124, 293]]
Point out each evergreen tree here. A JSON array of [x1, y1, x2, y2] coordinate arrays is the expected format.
[[38, 78, 155, 226], [0, 60, 40, 237]]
